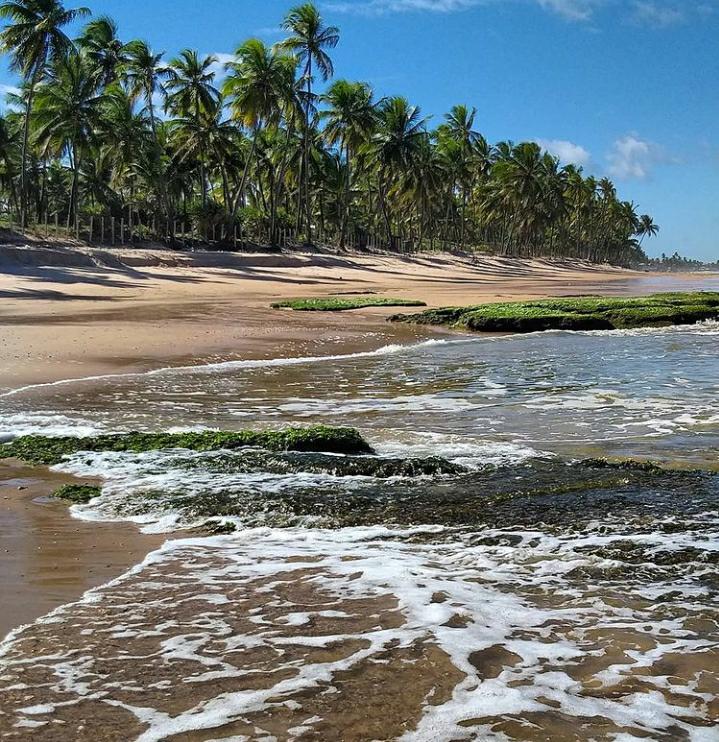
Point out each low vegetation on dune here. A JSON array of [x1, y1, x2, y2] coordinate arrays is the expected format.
[[0, 426, 374, 465], [391, 292, 719, 333], [271, 297, 427, 311]]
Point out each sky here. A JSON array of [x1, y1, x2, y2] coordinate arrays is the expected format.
[[1, 0, 717, 260]]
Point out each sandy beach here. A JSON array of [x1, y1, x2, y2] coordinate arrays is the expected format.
[[1, 243, 701, 393], [0, 248, 716, 740]]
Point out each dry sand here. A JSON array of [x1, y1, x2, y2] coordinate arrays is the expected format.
[[0, 243, 714, 640]]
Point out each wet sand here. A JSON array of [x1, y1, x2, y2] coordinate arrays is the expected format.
[[0, 459, 165, 638]]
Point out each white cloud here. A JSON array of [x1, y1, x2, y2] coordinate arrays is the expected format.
[[606, 134, 666, 180], [631, 1, 684, 27], [326, 0, 602, 18], [537, 0, 597, 20], [535, 138, 591, 166], [326, 0, 718, 22], [326, 0, 481, 12], [207, 52, 235, 81], [253, 25, 284, 37], [0, 83, 20, 96]]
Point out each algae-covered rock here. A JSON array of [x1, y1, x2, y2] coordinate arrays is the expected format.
[[271, 297, 427, 311], [175, 450, 465, 478], [0, 426, 374, 465], [390, 292, 719, 334], [51, 484, 102, 504]]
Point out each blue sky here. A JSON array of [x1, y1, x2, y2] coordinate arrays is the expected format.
[[2, 0, 717, 259]]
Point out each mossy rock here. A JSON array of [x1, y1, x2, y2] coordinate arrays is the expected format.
[[390, 292, 719, 334], [51, 484, 101, 504], [0, 426, 374, 466], [271, 297, 427, 311]]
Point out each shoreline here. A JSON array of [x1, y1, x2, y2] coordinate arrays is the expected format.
[[0, 459, 166, 638], [3, 245, 716, 392]]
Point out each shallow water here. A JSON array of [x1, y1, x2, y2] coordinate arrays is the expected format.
[[3, 322, 719, 465], [1, 321, 718, 740]]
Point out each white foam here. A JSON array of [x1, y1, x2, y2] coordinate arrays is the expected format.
[[2, 521, 716, 740], [0, 412, 100, 439]]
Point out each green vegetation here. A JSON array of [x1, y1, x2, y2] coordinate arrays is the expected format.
[[391, 292, 719, 333], [0, 426, 374, 465], [51, 483, 101, 503], [271, 296, 426, 311], [0, 1, 656, 264]]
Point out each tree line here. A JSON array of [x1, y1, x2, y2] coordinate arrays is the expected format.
[[0, 0, 660, 264]]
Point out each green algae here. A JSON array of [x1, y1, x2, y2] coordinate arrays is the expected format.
[[271, 296, 427, 311], [51, 484, 102, 504], [390, 292, 719, 334], [0, 426, 374, 466]]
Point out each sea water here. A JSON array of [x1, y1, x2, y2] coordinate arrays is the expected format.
[[0, 323, 718, 740]]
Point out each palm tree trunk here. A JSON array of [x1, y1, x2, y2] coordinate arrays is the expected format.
[[20, 63, 43, 228], [340, 142, 351, 248], [68, 144, 81, 232], [147, 85, 173, 236], [303, 58, 313, 245], [195, 100, 207, 212], [230, 125, 259, 221], [379, 170, 392, 247]]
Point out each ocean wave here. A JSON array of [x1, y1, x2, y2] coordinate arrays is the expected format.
[[0, 338, 475, 399], [372, 431, 546, 468]]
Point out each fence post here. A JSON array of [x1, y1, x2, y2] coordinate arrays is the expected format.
[[111, 217, 115, 246], [89, 216, 94, 243], [121, 218, 125, 244], [44, 212, 48, 239], [75, 214, 79, 241], [101, 217, 105, 244], [55, 212, 59, 237]]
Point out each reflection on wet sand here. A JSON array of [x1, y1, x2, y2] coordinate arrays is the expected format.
[[0, 460, 164, 636]]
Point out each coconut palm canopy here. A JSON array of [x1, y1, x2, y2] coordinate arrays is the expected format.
[[0, 0, 657, 264]]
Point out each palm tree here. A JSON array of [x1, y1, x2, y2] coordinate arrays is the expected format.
[[32, 51, 104, 226], [371, 96, 428, 244], [280, 2, 339, 243], [0, 0, 89, 225], [320, 79, 375, 246], [0, 113, 19, 212], [124, 39, 171, 228], [165, 49, 220, 208], [77, 15, 127, 87], [636, 213, 659, 245], [98, 86, 153, 225], [439, 104, 482, 247], [222, 38, 296, 219]]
